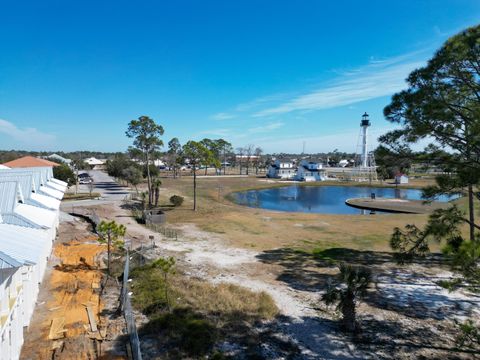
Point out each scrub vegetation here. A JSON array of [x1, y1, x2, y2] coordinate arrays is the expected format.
[[130, 259, 278, 358]]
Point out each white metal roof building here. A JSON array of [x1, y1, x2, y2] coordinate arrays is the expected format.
[[45, 153, 72, 165], [0, 167, 66, 198], [85, 157, 105, 166], [0, 181, 58, 238], [0, 166, 65, 360], [0, 173, 61, 211], [0, 224, 52, 282], [0, 225, 54, 360]]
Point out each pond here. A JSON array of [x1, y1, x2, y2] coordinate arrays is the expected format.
[[232, 185, 455, 215]]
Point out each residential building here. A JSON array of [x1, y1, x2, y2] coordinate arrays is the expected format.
[[267, 160, 296, 179], [0, 166, 65, 360], [395, 173, 409, 184], [2, 156, 60, 168], [44, 154, 72, 166], [295, 160, 326, 182]]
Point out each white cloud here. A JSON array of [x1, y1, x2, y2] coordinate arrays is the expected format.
[[253, 52, 427, 117], [196, 128, 232, 137], [0, 119, 56, 146], [234, 93, 291, 112], [211, 112, 235, 121], [248, 122, 284, 133]]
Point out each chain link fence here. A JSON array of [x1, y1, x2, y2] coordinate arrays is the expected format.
[[122, 249, 143, 360]]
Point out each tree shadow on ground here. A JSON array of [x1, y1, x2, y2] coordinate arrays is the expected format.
[[256, 247, 475, 321], [137, 307, 303, 359], [357, 316, 479, 359], [256, 247, 396, 293], [256, 248, 445, 291], [119, 201, 142, 211], [93, 182, 128, 190], [364, 274, 480, 320], [107, 311, 479, 360]]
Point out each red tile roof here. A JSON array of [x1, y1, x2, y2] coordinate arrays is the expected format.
[[2, 156, 60, 168]]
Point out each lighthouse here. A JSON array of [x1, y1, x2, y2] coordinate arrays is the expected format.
[[360, 112, 370, 167]]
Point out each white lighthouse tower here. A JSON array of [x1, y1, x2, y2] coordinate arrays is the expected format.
[[360, 112, 370, 167], [353, 112, 377, 182]]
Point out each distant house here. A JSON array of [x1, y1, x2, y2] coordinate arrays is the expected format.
[[395, 173, 409, 184], [45, 153, 72, 166], [85, 157, 105, 170], [235, 155, 260, 161], [2, 156, 60, 168], [295, 160, 326, 182], [267, 160, 296, 179], [153, 159, 166, 167]]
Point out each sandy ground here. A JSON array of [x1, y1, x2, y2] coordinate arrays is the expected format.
[[20, 216, 126, 360]]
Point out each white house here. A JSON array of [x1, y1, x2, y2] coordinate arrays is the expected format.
[[45, 154, 72, 166], [85, 157, 106, 170], [295, 161, 326, 182], [395, 173, 409, 184], [267, 160, 296, 179]]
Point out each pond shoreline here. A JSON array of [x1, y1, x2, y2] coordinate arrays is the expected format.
[[345, 197, 449, 214], [229, 185, 455, 215]]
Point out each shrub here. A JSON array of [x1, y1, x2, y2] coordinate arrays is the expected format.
[[170, 195, 184, 207], [53, 163, 76, 186]]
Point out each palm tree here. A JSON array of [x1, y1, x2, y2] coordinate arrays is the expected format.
[[322, 263, 372, 332], [152, 178, 162, 207], [140, 191, 148, 210]]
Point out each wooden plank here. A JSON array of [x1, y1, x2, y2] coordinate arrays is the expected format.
[[51, 340, 64, 351], [49, 317, 66, 340], [85, 306, 97, 332]]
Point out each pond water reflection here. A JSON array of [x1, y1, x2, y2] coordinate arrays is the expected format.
[[232, 185, 454, 215]]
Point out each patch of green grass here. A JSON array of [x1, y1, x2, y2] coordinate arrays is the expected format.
[[312, 248, 339, 264], [63, 192, 101, 200], [437, 278, 463, 292], [304, 225, 328, 231], [200, 223, 227, 234]]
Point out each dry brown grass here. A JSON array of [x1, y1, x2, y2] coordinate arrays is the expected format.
[[172, 276, 278, 320], [142, 176, 452, 253], [131, 263, 278, 320]]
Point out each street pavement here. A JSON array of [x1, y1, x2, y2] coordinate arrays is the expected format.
[[61, 170, 132, 208]]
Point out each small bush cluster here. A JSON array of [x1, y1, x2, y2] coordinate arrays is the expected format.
[[170, 195, 184, 207]]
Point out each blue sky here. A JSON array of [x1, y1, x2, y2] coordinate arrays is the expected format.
[[0, 1, 479, 153]]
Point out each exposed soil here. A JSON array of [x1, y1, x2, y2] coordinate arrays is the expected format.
[[20, 217, 127, 360]]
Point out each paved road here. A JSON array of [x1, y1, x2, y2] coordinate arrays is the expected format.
[[61, 170, 132, 208]]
